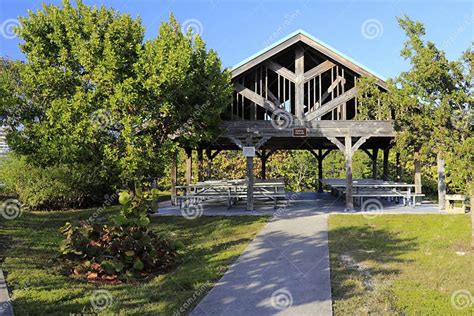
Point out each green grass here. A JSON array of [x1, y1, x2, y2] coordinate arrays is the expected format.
[[0, 208, 268, 315], [328, 214, 473, 315]]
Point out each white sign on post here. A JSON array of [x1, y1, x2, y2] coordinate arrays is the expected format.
[[242, 146, 256, 157]]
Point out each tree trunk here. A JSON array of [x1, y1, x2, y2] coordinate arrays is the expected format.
[[437, 152, 446, 210], [170, 152, 177, 205], [414, 149, 422, 195], [185, 148, 192, 194]]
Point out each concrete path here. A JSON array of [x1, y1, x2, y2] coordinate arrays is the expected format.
[[0, 269, 13, 316], [191, 204, 333, 316]]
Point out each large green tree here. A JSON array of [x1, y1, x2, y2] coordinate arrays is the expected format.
[[1, 0, 232, 193]]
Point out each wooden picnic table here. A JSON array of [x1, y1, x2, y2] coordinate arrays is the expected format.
[[176, 179, 287, 210], [321, 178, 424, 206]]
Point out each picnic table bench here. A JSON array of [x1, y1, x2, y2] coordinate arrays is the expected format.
[[176, 179, 287, 210], [321, 179, 425, 206]]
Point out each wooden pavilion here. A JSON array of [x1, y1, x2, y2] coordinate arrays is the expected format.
[[172, 30, 419, 211]]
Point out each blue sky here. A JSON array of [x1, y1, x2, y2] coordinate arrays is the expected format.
[[0, 0, 472, 79]]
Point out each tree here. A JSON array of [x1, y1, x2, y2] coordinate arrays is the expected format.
[[357, 16, 473, 209], [1, 0, 232, 193]]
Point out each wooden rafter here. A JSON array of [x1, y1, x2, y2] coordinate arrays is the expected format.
[[234, 82, 278, 113], [303, 60, 335, 82], [265, 60, 297, 83], [305, 87, 357, 121]]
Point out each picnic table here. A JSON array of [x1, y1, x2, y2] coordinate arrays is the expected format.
[[321, 178, 424, 206], [175, 179, 287, 210]]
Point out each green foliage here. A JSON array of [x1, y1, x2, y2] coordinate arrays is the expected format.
[[357, 16, 473, 194], [1, 0, 232, 190], [59, 186, 174, 282], [0, 154, 115, 210], [355, 76, 391, 120], [59, 221, 177, 282]]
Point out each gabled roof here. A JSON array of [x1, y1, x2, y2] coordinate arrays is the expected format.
[[231, 29, 386, 87]]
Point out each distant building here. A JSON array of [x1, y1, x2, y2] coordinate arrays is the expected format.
[[0, 127, 8, 156]]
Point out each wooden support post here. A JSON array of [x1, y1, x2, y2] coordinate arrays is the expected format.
[[437, 152, 446, 210], [295, 47, 304, 119], [206, 149, 212, 180], [261, 150, 267, 180], [396, 152, 402, 181], [383, 148, 389, 181], [197, 149, 204, 182], [185, 148, 192, 193], [170, 152, 177, 205], [345, 136, 354, 211], [372, 148, 379, 179], [246, 136, 254, 211], [318, 149, 324, 193], [414, 148, 422, 194]]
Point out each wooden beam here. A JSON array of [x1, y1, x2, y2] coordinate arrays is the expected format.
[[185, 148, 192, 194], [234, 83, 277, 113], [303, 60, 335, 82], [414, 148, 422, 194], [295, 47, 305, 118], [437, 152, 446, 210], [170, 152, 177, 205], [255, 136, 271, 150], [246, 136, 254, 211], [396, 152, 402, 181], [220, 120, 396, 138], [372, 148, 379, 179], [351, 136, 369, 154], [344, 135, 354, 211], [228, 136, 244, 149], [306, 87, 357, 121], [383, 148, 389, 181], [265, 60, 297, 83], [327, 137, 345, 152], [197, 149, 204, 182]]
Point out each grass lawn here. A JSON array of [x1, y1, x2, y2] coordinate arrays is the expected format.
[[329, 214, 473, 315], [0, 208, 268, 315]]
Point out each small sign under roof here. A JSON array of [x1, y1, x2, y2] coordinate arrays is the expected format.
[[293, 127, 308, 137], [242, 146, 256, 157]]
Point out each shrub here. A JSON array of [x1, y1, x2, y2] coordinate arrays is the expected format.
[[59, 188, 177, 282], [59, 222, 176, 282], [0, 154, 117, 210]]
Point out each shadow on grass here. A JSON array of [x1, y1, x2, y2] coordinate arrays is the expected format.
[[1, 210, 268, 315], [329, 224, 418, 301]]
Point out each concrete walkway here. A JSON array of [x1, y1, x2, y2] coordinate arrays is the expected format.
[[191, 204, 333, 316], [0, 269, 13, 316]]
